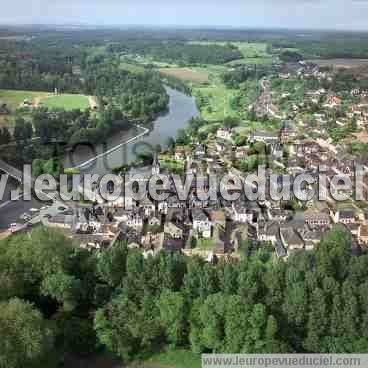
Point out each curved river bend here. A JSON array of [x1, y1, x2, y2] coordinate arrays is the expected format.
[[0, 87, 199, 229], [64, 87, 199, 176]]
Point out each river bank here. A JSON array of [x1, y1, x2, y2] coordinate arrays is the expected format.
[[64, 87, 199, 176]]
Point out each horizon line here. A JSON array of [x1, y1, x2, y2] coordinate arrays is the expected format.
[[1, 23, 368, 33]]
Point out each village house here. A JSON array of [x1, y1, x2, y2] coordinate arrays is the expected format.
[[249, 130, 279, 144], [324, 95, 342, 108], [167, 194, 187, 210], [258, 221, 280, 244], [190, 192, 209, 209], [232, 202, 254, 224], [175, 146, 187, 161], [358, 224, 368, 244], [267, 208, 292, 223], [140, 196, 156, 217], [270, 143, 283, 160], [148, 215, 161, 227], [47, 214, 74, 230], [217, 128, 233, 141], [164, 221, 184, 239], [335, 209, 356, 224], [235, 146, 248, 160], [192, 209, 212, 238], [346, 223, 360, 237], [313, 113, 328, 127], [280, 120, 297, 143], [208, 210, 226, 228], [194, 144, 206, 159], [280, 227, 305, 251], [76, 234, 112, 250], [126, 213, 144, 229], [304, 208, 331, 227], [299, 226, 322, 251]]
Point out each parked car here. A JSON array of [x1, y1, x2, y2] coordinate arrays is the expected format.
[[20, 213, 31, 221]]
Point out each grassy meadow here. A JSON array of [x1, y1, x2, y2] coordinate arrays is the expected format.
[[41, 94, 90, 111], [159, 67, 210, 84], [0, 89, 50, 110]]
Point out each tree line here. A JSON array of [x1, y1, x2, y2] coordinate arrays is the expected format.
[[108, 41, 243, 65]]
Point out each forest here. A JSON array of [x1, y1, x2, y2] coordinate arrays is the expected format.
[[0, 58, 83, 93], [108, 41, 243, 65], [83, 62, 169, 122], [1, 225, 368, 367]]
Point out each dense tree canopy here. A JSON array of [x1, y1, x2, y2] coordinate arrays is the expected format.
[[108, 41, 242, 65], [0, 223, 368, 365], [0, 298, 54, 368]]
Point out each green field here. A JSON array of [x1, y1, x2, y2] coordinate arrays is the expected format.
[[194, 85, 240, 121], [42, 94, 90, 111], [0, 89, 50, 110]]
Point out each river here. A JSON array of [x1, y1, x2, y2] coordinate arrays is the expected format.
[[0, 87, 199, 229]]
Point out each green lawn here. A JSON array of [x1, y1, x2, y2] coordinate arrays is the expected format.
[[131, 349, 201, 368], [0, 89, 50, 110], [42, 94, 90, 111]]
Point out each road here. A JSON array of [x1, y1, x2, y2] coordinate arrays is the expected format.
[[73, 124, 150, 169], [0, 159, 72, 229]]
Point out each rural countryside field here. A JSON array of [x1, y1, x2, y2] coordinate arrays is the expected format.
[[0, 89, 96, 124]]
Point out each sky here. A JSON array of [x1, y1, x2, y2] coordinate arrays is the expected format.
[[1, 0, 368, 31]]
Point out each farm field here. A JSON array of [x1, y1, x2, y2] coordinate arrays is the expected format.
[[227, 56, 274, 66], [41, 94, 91, 111], [159, 67, 209, 84], [120, 61, 146, 74], [307, 58, 368, 69]]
